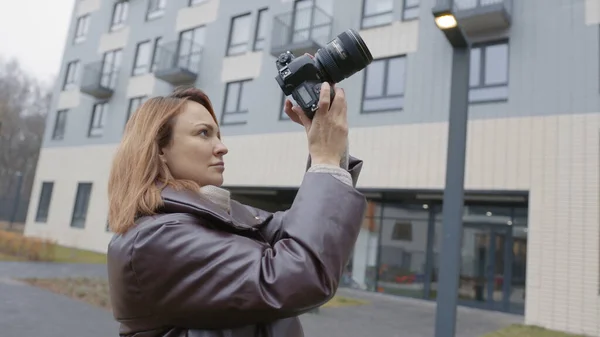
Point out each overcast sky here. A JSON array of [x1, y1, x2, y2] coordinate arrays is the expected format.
[[0, 0, 76, 83]]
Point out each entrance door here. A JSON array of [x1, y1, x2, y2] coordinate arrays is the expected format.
[[458, 223, 513, 312]]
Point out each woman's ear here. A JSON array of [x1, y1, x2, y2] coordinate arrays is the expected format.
[[158, 148, 167, 163]]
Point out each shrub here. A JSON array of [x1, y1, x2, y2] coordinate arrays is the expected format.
[[0, 230, 56, 261]]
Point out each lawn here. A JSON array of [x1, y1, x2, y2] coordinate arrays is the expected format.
[[482, 324, 589, 337], [47, 244, 107, 264], [0, 229, 106, 264]]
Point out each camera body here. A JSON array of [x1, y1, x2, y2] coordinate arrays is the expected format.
[[275, 52, 327, 119], [274, 29, 373, 120]]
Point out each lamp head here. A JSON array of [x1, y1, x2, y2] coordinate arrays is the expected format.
[[434, 13, 458, 29]]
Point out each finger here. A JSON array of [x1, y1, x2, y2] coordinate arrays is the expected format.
[[283, 99, 303, 125], [317, 82, 332, 115], [331, 88, 347, 119], [332, 87, 346, 110], [292, 105, 311, 131]]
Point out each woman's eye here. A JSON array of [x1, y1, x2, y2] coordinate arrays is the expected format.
[[198, 130, 209, 137]]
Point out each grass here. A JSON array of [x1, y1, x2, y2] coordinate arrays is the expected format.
[[49, 244, 107, 264], [322, 295, 369, 308], [482, 324, 589, 337], [0, 252, 26, 261], [0, 229, 106, 264]]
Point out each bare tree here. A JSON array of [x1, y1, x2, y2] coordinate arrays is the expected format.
[[0, 57, 53, 222]]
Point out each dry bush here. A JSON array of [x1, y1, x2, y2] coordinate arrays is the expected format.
[[0, 230, 56, 261]]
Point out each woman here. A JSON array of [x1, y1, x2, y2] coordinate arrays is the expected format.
[[106, 82, 366, 337]]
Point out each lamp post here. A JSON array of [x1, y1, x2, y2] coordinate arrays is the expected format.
[[432, 1, 471, 337]]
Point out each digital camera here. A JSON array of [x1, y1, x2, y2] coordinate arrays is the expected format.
[[275, 29, 374, 119]]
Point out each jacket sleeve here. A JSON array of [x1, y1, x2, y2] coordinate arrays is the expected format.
[[256, 155, 364, 244], [131, 171, 367, 330]]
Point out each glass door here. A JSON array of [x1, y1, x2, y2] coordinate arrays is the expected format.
[[458, 223, 513, 311]]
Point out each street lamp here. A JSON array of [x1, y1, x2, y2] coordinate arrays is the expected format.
[[432, 1, 471, 337]]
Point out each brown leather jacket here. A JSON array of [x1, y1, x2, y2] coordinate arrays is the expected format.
[[107, 157, 366, 337]]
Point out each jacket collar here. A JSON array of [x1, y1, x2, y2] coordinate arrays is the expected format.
[[159, 185, 265, 231]]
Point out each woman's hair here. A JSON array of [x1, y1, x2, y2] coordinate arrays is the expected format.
[[107, 87, 218, 234]]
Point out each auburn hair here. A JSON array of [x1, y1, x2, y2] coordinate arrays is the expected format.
[[107, 87, 218, 234]]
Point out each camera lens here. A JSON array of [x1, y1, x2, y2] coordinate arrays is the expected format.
[[315, 29, 374, 84]]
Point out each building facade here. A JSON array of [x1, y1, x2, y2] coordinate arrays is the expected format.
[[23, 0, 600, 335]]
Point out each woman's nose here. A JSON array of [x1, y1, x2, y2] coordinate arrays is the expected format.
[[214, 141, 228, 156]]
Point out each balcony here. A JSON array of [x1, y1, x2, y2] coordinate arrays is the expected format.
[[80, 61, 119, 99], [454, 0, 512, 35], [154, 41, 202, 85], [270, 5, 333, 58]]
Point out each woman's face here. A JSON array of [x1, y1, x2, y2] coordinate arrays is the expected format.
[[160, 101, 228, 187]]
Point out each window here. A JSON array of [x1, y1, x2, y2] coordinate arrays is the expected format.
[[222, 80, 251, 125], [403, 0, 419, 20], [227, 13, 252, 56], [253, 8, 268, 51], [74, 15, 90, 43], [189, 0, 208, 6], [63, 61, 79, 90], [100, 49, 122, 89], [52, 110, 68, 140], [361, 0, 393, 28], [132, 41, 152, 76], [126, 96, 147, 122], [110, 1, 128, 31], [147, 0, 166, 20], [291, 0, 331, 44], [469, 41, 509, 103], [178, 26, 205, 72], [150, 37, 162, 72], [362, 56, 406, 113], [35, 182, 54, 223], [89, 103, 108, 137], [391, 221, 413, 241], [70, 183, 92, 228]]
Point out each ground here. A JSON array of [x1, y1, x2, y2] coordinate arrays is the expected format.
[[0, 240, 587, 337], [0, 261, 528, 337]]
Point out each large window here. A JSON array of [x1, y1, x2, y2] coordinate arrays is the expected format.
[[101, 49, 122, 89], [227, 13, 252, 56], [63, 61, 79, 91], [253, 8, 268, 51], [362, 55, 406, 113], [89, 102, 108, 137], [132, 41, 152, 76], [402, 0, 419, 20], [126, 96, 147, 122], [361, 0, 393, 29], [52, 110, 68, 140], [35, 182, 54, 223], [222, 80, 251, 125], [110, 1, 128, 31], [74, 15, 90, 44], [147, 0, 166, 20], [179, 26, 206, 72], [189, 0, 208, 5], [70, 183, 92, 228], [469, 41, 509, 103]]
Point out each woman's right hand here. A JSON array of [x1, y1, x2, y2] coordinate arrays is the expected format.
[[284, 82, 348, 166]]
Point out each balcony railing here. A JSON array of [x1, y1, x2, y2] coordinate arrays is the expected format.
[[154, 40, 202, 85], [80, 61, 119, 99], [270, 5, 333, 58], [454, 0, 512, 35]]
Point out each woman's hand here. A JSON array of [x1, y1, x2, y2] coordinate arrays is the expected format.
[[284, 82, 348, 166]]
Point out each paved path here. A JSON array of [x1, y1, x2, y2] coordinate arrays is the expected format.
[[0, 262, 522, 337]]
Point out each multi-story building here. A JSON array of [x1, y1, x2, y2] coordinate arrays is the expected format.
[[23, 0, 600, 335]]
